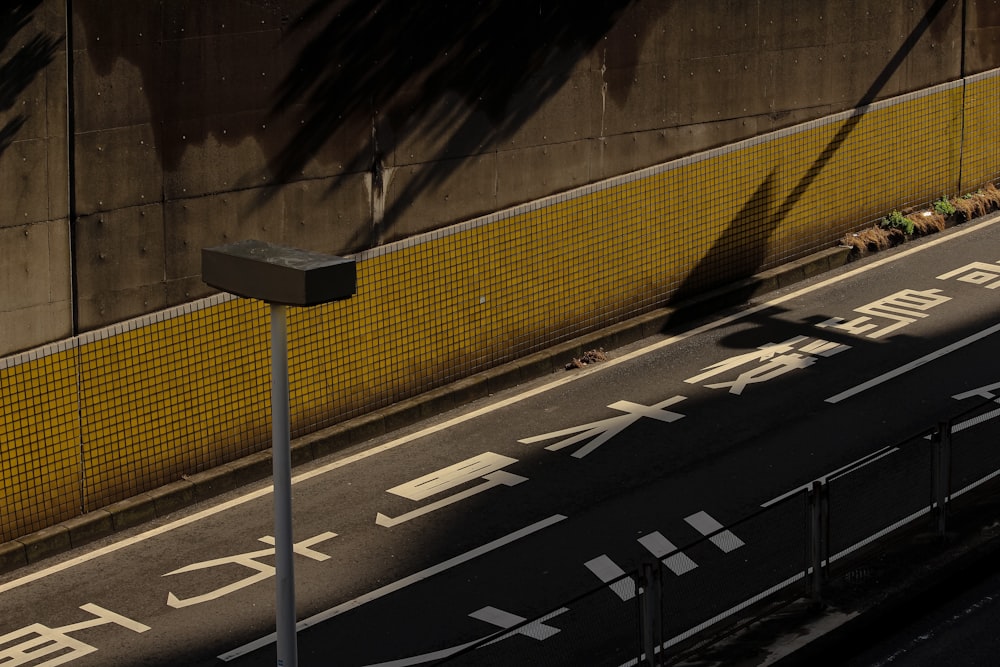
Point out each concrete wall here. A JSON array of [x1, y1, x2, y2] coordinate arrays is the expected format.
[[2, 0, 1000, 356], [0, 0, 72, 353]]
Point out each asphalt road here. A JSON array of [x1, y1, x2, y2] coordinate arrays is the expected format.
[[3, 215, 1000, 667]]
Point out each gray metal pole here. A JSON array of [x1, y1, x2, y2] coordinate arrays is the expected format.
[[640, 561, 662, 666], [809, 481, 825, 603], [935, 421, 952, 537], [271, 303, 297, 667]]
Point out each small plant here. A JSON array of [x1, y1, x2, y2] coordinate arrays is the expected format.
[[933, 197, 956, 216], [880, 210, 915, 235]]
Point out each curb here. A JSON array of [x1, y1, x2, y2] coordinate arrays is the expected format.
[[0, 245, 851, 576], [768, 536, 1000, 667], [767, 509, 1000, 666]]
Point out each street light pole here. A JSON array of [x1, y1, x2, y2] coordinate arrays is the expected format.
[[270, 303, 296, 667], [202, 240, 357, 667]]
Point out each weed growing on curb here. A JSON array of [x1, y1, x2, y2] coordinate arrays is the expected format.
[[933, 197, 956, 216], [881, 210, 915, 234], [841, 179, 1000, 257]]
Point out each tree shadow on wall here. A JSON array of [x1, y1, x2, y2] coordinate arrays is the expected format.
[[665, 0, 951, 326], [0, 0, 62, 157], [270, 0, 640, 244]]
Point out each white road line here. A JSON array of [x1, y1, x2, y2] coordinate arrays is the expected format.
[[358, 641, 481, 667], [217, 514, 567, 661], [0, 486, 272, 595], [480, 607, 569, 645], [637, 531, 678, 559], [357, 607, 570, 667], [470, 606, 562, 640], [584, 555, 636, 601], [4, 215, 997, 596], [638, 532, 699, 576], [685, 511, 745, 552], [825, 321, 1000, 404]]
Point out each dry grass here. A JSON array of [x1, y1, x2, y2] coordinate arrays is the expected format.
[[982, 182, 1000, 209], [952, 194, 986, 221], [842, 226, 894, 253], [950, 183, 1000, 221], [910, 211, 946, 234], [845, 180, 1000, 258]]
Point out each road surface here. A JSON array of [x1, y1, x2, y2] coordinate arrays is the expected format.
[[3, 215, 1000, 666]]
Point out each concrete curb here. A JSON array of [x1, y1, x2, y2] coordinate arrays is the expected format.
[[766, 512, 1000, 666], [0, 245, 851, 576]]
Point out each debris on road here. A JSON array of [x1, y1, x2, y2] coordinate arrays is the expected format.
[[565, 348, 607, 370]]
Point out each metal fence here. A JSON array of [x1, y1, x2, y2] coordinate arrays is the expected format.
[[440, 394, 1000, 666]]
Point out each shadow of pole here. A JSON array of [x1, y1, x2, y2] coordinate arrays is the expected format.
[[665, 0, 952, 323]]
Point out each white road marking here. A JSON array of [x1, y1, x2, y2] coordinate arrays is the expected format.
[[937, 260, 1000, 288], [687, 337, 849, 395], [584, 555, 636, 601], [3, 215, 996, 596], [218, 514, 567, 661], [825, 321, 1000, 403], [163, 532, 337, 608], [951, 404, 1000, 433], [0, 603, 150, 666], [685, 511, 745, 552], [355, 607, 569, 667], [470, 605, 564, 640], [518, 396, 686, 458], [376, 470, 527, 527], [386, 453, 519, 501], [357, 641, 480, 667], [953, 382, 1000, 400], [817, 288, 951, 339], [637, 532, 698, 576]]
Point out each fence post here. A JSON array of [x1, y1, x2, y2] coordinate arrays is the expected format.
[[808, 480, 827, 603], [639, 560, 662, 666], [934, 420, 952, 537]]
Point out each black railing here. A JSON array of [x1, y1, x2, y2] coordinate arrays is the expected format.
[[439, 394, 1000, 666]]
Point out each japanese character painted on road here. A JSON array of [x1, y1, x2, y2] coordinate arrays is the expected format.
[[518, 396, 687, 459], [376, 452, 526, 527], [953, 381, 1000, 402], [817, 288, 951, 338], [0, 603, 149, 666], [684, 336, 849, 394], [937, 261, 1000, 289], [163, 532, 337, 608]]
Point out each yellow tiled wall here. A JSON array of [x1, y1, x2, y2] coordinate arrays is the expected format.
[[1, 72, 997, 543]]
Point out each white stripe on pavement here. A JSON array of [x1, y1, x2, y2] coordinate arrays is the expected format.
[[218, 514, 567, 661], [825, 322, 1000, 404], [584, 555, 636, 601], [685, 511, 745, 552]]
